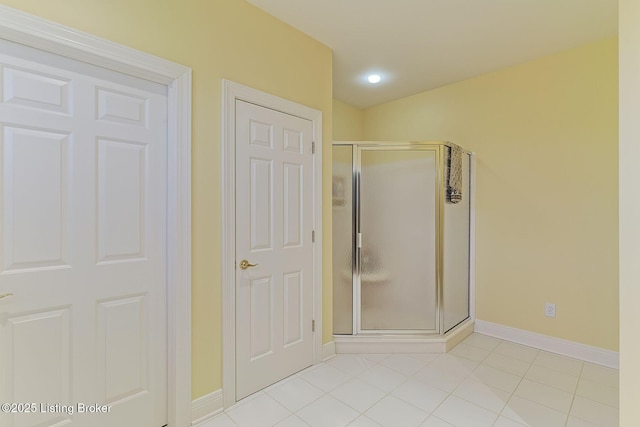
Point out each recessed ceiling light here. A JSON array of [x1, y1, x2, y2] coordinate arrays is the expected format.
[[367, 74, 382, 84]]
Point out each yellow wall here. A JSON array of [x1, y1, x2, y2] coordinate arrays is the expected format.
[[0, 0, 333, 399], [619, 0, 640, 423], [363, 38, 619, 351], [333, 99, 365, 140]]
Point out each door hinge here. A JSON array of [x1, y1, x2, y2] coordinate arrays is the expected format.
[[312, 320, 315, 332], [312, 141, 315, 154], [312, 230, 315, 242]]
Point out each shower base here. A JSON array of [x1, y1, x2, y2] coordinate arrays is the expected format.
[[333, 319, 474, 354]]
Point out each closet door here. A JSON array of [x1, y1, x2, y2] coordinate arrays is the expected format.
[[0, 39, 168, 427], [358, 148, 439, 332]]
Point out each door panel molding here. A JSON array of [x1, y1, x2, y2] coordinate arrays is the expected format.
[[222, 80, 322, 408], [0, 6, 192, 426]]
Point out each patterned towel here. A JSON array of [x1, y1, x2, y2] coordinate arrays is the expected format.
[[447, 143, 463, 204]]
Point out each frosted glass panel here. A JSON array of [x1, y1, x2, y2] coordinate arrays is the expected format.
[[332, 146, 353, 334], [443, 153, 471, 332], [360, 149, 437, 331]]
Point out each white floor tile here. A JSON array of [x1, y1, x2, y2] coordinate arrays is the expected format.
[[493, 341, 539, 363], [493, 417, 524, 427], [470, 364, 522, 393], [501, 396, 567, 427], [493, 416, 526, 426], [413, 354, 477, 393], [226, 393, 291, 427], [329, 355, 376, 376], [263, 373, 298, 393], [449, 342, 491, 363], [580, 363, 619, 389], [524, 364, 579, 393], [292, 365, 316, 379], [452, 378, 511, 414], [267, 377, 324, 412], [433, 395, 498, 427], [223, 341, 618, 427], [570, 396, 619, 427], [533, 351, 583, 376], [358, 364, 408, 392], [361, 354, 390, 363], [330, 378, 387, 413], [299, 363, 351, 392], [392, 378, 449, 413], [380, 354, 427, 375], [460, 333, 502, 351], [407, 353, 441, 364], [414, 363, 470, 393], [482, 352, 531, 376], [565, 416, 602, 427], [364, 395, 430, 427], [198, 413, 238, 427], [230, 390, 265, 409], [419, 416, 455, 427], [348, 415, 383, 426], [274, 415, 311, 427], [514, 378, 573, 413], [434, 354, 479, 373], [296, 395, 360, 427], [575, 378, 618, 408]]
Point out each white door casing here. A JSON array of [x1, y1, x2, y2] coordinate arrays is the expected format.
[[0, 6, 192, 427], [235, 100, 314, 399], [222, 81, 323, 407], [0, 39, 167, 427]]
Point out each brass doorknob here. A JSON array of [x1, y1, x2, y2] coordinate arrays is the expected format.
[[239, 260, 258, 270], [0, 293, 13, 299]]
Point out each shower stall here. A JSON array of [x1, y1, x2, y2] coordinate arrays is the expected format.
[[332, 141, 474, 352]]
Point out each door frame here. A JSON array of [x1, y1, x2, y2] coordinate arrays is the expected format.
[[221, 80, 323, 408], [0, 6, 192, 427]]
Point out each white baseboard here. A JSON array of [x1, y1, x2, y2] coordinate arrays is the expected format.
[[474, 320, 619, 369], [322, 341, 336, 361], [333, 320, 474, 354], [191, 389, 223, 426], [445, 320, 475, 351], [334, 336, 446, 354]]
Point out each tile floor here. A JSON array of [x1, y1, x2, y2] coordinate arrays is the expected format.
[[200, 333, 619, 427]]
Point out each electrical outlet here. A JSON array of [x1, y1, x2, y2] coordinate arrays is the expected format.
[[545, 303, 556, 318]]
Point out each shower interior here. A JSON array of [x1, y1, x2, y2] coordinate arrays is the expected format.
[[332, 141, 474, 352]]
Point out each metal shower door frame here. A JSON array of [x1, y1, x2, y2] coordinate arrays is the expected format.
[[335, 141, 446, 335]]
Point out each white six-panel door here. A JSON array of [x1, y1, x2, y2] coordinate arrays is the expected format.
[[0, 40, 167, 427], [235, 100, 314, 400]]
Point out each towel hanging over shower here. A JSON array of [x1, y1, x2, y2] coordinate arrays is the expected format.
[[446, 143, 463, 203]]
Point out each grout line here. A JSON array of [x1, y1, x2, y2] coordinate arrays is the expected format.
[[563, 362, 584, 427], [226, 412, 241, 427], [490, 336, 537, 425]]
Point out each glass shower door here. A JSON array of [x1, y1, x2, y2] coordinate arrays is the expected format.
[[332, 145, 354, 334], [358, 147, 439, 332], [442, 152, 471, 332]]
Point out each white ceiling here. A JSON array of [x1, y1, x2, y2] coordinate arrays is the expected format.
[[245, 0, 618, 109]]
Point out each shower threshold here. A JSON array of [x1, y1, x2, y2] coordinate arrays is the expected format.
[[333, 319, 474, 354]]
